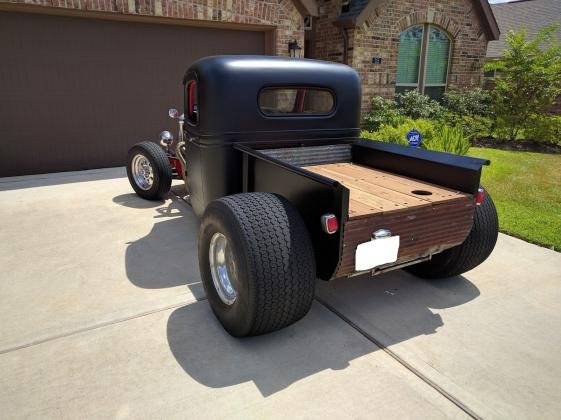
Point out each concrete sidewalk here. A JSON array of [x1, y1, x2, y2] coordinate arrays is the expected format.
[[1, 168, 560, 418]]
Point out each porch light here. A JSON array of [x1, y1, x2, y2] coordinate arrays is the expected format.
[[288, 40, 302, 58]]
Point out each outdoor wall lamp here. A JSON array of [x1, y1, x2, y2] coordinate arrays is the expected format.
[[288, 40, 302, 58]]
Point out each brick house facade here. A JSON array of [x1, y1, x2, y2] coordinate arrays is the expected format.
[[0, 0, 499, 175], [0, 0, 498, 114], [310, 0, 499, 112]]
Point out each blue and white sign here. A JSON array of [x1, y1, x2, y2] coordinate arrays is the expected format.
[[406, 129, 422, 147]]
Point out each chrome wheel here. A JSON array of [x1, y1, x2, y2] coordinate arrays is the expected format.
[[209, 232, 237, 305], [131, 154, 154, 191]]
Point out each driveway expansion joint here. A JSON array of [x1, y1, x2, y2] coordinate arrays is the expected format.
[[0, 297, 206, 356], [314, 296, 482, 420]]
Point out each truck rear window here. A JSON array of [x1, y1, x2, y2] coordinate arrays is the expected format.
[[259, 88, 334, 116]]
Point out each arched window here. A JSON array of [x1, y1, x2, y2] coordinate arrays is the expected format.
[[396, 24, 451, 100]]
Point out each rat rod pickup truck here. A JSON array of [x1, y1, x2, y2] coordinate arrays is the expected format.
[[127, 56, 498, 337]]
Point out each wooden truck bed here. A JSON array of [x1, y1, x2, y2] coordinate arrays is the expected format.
[[303, 162, 475, 276], [304, 162, 470, 219]]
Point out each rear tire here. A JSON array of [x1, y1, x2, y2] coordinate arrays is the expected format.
[[198, 193, 316, 337], [127, 141, 172, 200], [406, 189, 499, 279]]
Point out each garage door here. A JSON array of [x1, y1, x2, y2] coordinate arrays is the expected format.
[[0, 11, 265, 176]]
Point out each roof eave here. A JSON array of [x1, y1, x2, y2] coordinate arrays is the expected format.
[[475, 0, 500, 40], [292, 0, 319, 17]]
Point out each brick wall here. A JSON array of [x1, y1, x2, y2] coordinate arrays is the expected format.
[[1, 0, 304, 56], [314, 0, 490, 113], [313, 0, 345, 63]]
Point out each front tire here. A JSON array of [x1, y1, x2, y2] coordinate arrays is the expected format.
[[126, 141, 172, 200], [198, 193, 316, 337], [407, 189, 499, 279]]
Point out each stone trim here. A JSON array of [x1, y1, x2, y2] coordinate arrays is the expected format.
[[395, 10, 461, 39]]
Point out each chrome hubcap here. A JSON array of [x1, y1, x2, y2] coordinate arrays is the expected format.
[[131, 154, 154, 191], [209, 232, 237, 305]]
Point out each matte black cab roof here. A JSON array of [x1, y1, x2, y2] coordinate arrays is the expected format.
[[183, 56, 361, 145]]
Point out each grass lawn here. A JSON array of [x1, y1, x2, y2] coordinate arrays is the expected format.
[[468, 147, 561, 251]]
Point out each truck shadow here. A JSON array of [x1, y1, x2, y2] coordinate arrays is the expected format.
[[116, 191, 480, 397], [114, 191, 203, 295], [166, 272, 479, 396]]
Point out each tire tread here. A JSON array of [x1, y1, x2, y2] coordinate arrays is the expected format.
[[407, 190, 499, 279], [204, 193, 315, 336]]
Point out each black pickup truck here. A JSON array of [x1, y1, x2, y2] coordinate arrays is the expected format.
[[126, 56, 498, 337]]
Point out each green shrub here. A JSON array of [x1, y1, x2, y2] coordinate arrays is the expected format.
[[396, 90, 444, 120], [442, 113, 494, 139], [362, 118, 436, 146], [484, 24, 561, 141], [362, 118, 470, 155], [425, 125, 471, 155], [362, 96, 405, 131], [525, 115, 561, 145], [442, 88, 492, 117], [361, 126, 406, 146]]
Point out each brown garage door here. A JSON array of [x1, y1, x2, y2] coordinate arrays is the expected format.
[[0, 11, 265, 176]]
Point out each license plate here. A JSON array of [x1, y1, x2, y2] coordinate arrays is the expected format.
[[355, 236, 400, 271]]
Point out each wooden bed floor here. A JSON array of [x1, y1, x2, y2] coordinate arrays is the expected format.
[[304, 162, 471, 219]]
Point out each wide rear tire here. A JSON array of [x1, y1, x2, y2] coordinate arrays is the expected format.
[[198, 193, 316, 337], [126, 141, 172, 200], [406, 189, 499, 279]]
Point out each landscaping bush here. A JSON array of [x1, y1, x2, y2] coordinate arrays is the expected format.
[[525, 115, 561, 145], [442, 113, 494, 140], [395, 90, 443, 120], [363, 91, 452, 133], [361, 118, 470, 155], [442, 88, 492, 117], [361, 126, 408, 146], [484, 24, 561, 141], [425, 125, 471, 155], [362, 96, 405, 131]]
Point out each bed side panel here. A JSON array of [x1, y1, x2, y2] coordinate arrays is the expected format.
[[236, 145, 348, 280]]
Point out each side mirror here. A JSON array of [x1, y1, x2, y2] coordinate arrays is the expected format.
[[168, 108, 179, 119]]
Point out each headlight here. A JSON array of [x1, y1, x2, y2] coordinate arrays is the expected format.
[[159, 130, 174, 146]]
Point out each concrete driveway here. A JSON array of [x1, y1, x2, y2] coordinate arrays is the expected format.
[[1, 168, 560, 419]]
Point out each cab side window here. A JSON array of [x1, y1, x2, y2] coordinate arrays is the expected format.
[[186, 80, 198, 124]]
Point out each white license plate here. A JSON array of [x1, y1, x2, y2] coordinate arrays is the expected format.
[[355, 236, 400, 271]]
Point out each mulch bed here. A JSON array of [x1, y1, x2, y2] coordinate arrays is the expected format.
[[472, 138, 561, 154]]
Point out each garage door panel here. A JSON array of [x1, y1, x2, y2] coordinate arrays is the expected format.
[[0, 12, 265, 176]]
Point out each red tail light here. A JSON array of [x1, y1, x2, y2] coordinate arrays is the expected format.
[[321, 213, 338, 234], [476, 187, 485, 205]]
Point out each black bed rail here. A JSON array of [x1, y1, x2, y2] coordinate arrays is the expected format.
[[352, 140, 489, 195]]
